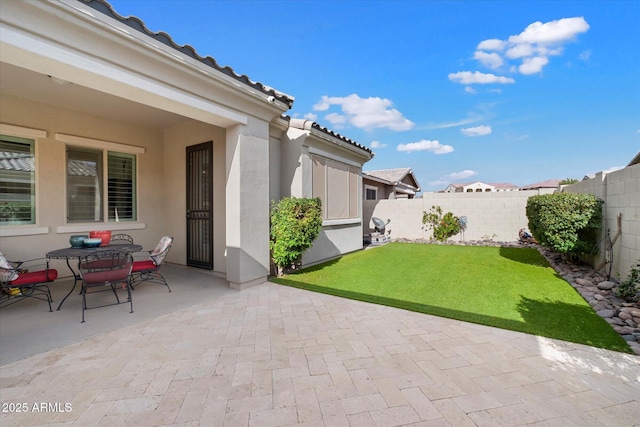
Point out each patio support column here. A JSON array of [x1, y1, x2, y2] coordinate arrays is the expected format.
[[225, 118, 270, 289]]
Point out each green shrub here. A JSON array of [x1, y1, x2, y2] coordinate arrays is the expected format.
[[270, 197, 322, 276], [526, 193, 603, 260], [616, 262, 640, 303], [422, 205, 460, 242]]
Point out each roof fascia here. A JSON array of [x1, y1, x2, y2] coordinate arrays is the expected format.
[[362, 174, 392, 185], [307, 127, 373, 162]]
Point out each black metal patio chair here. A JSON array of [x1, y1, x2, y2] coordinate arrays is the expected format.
[[79, 250, 133, 323], [130, 236, 173, 292], [0, 252, 58, 312]]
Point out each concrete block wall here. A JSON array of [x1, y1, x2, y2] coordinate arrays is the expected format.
[[364, 190, 543, 243], [563, 164, 640, 282]]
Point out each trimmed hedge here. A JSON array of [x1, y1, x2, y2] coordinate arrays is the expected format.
[[270, 197, 322, 276], [526, 193, 603, 259]]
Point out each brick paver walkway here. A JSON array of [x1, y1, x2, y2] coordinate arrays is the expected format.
[[1, 282, 639, 426]]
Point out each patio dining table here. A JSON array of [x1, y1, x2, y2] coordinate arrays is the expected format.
[[46, 243, 142, 310]]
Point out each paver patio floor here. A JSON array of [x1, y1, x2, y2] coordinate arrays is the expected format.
[[1, 281, 639, 426]]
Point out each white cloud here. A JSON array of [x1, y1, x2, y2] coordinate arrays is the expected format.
[[508, 17, 589, 45], [426, 113, 485, 129], [324, 112, 347, 126], [303, 112, 317, 121], [446, 170, 479, 180], [461, 125, 492, 136], [471, 17, 589, 76], [429, 170, 478, 186], [448, 71, 515, 85], [464, 86, 477, 94], [370, 140, 387, 149], [397, 140, 454, 154], [505, 43, 534, 59], [312, 94, 414, 131], [519, 56, 549, 74], [473, 51, 504, 69], [477, 38, 505, 51]]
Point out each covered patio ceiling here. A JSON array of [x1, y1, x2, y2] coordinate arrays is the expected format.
[[0, 62, 189, 131]]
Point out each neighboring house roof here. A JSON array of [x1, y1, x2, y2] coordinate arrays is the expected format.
[[0, 152, 33, 172], [491, 182, 519, 190], [0, 151, 97, 176], [628, 151, 640, 167], [363, 168, 421, 190], [288, 118, 373, 157], [82, 0, 294, 108], [445, 181, 517, 190], [520, 179, 561, 190]]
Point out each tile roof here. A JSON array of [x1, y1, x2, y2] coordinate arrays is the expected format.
[[0, 152, 33, 172], [0, 152, 95, 176], [364, 168, 412, 184], [288, 118, 373, 156], [81, 0, 294, 108], [448, 181, 517, 189], [520, 179, 561, 190]]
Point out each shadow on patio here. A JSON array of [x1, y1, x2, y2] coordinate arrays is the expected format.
[[0, 264, 237, 366]]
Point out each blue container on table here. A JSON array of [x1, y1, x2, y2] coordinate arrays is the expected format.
[[82, 238, 102, 248], [69, 235, 88, 248]]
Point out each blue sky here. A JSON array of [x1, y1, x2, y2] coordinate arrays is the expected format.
[[108, 0, 639, 192]]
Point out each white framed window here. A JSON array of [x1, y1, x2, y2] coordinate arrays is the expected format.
[[0, 135, 35, 225], [312, 155, 359, 220]]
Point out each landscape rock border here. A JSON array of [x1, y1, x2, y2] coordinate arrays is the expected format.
[[393, 238, 640, 355]]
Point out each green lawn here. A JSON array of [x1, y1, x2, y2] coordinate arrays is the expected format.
[[271, 242, 631, 353]]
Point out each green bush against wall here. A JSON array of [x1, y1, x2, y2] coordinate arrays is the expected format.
[[270, 197, 322, 277], [526, 193, 603, 259], [422, 205, 460, 242]]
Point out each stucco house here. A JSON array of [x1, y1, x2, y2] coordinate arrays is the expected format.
[[442, 181, 518, 193], [0, 0, 372, 289], [362, 168, 421, 200]]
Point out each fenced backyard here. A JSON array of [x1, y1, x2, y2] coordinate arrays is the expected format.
[[364, 162, 640, 283]]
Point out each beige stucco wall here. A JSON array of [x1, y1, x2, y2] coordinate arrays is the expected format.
[[162, 120, 227, 275], [364, 190, 544, 243], [562, 165, 640, 281], [281, 127, 371, 268], [0, 95, 166, 277]]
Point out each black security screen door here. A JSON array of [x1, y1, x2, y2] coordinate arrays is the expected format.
[[186, 141, 213, 269]]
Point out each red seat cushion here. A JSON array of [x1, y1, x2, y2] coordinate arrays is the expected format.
[[83, 268, 130, 285], [131, 260, 157, 273], [10, 269, 58, 286]]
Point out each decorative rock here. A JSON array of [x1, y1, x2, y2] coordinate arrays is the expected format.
[[619, 312, 632, 321], [597, 281, 616, 290], [594, 303, 611, 312], [593, 294, 606, 301], [575, 278, 592, 286]]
